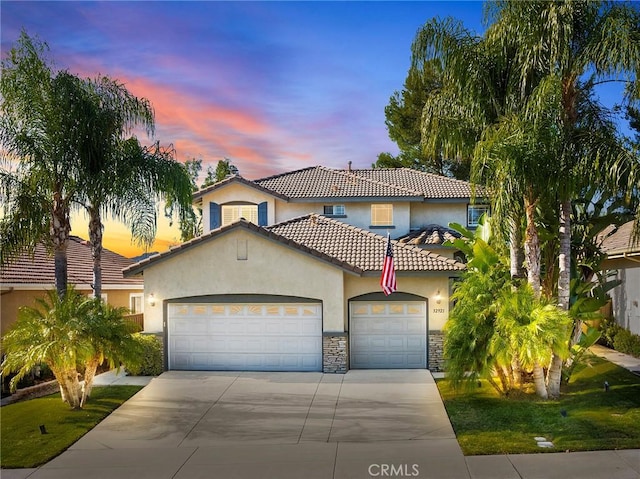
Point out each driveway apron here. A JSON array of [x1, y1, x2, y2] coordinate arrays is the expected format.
[[9, 370, 469, 479]]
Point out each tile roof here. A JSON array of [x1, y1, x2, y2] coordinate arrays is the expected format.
[[124, 216, 465, 276], [397, 225, 462, 246], [192, 166, 481, 202], [254, 166, 425, 200], [1, 236, 143, 287], [600, 221, 640, 255], [267, 215, 465, 272], [347, 168, 479, 199]]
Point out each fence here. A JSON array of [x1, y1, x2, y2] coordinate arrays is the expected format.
[[124, 313, 144, 332]]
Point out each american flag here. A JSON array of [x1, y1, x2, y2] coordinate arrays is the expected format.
[[380, 233, 397, 296]]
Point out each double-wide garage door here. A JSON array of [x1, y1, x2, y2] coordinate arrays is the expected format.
[[168, 302, 322, 371], [350, 301, 427, 369]]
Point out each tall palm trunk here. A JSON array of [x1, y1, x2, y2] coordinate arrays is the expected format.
[[51, 191, 71, 298], [509, 217, 525, 280], [88, 205, 104, 299], [557, 198, 571, 309], [533, 362, 548, 399], [547, 198, 573, 398], [524, 196, 541, 297]]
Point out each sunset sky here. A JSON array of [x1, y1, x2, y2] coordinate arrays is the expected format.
[[5, 2, 627, 259], [2, 1, 487, 257]]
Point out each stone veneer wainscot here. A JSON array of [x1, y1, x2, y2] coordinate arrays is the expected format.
[[428, 330, 445, 372], [323, 333, 348, 373]]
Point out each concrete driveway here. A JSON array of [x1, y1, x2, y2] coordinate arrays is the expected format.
[[13, 370, 468, 479]]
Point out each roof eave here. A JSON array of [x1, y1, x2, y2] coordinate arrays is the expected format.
[[122, 220, 367, 277], [192, 176, 289, 202], [287, 196, 424, 203]]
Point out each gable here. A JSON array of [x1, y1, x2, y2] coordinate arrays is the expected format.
[[125, 216, 464, 278]]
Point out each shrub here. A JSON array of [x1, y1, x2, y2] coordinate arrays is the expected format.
[[599, 318, 620, 348], [126, 334, 163, 376], [613, 328, 640, 358]]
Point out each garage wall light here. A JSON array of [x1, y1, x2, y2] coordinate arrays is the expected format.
[[148, 294, 156, 307]]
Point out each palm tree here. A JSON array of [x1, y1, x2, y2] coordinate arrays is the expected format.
[[414, 1, 640, 398], [411, 15, 536, 285], [1, 32, 194, 299], [492, 285, 572, 399], [487, 0, 640, 306], [67, 71, 193, 299], [1, 288, 93, 409], [0, 33, 92, 297], [486, 0, 640, 397], [444, 217, 514, 394], [80, 300, 143, 407], [1, 287, 143, 409]]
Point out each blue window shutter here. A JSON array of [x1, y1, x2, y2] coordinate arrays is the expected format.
[[210, 202, 221, 230], [258, 202, 268, 226]]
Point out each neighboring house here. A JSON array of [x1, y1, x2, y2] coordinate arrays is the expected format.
[[1, 236, 144, 336], [124, 166, 482, 373], [600, 221, 640, 336]]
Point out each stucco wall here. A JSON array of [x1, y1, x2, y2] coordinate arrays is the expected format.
[[1, 287, 142, 336], [610, 266, 640, 336], [410, 202, 468, 230], [275, 201, 413, 237], [142, 228, 345, 333], [343, 274, 452, 331], [200, 183, 276, 232]]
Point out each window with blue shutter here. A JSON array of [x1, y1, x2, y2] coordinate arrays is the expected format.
[[258, 202, 268, 226], [210, 202, 221, 230]]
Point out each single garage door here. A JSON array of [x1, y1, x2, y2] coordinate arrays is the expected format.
[[168, 302, 322, 371], [350, 301, 427, 369]]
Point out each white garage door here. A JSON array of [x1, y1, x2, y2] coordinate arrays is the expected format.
[[350, 301, 427, 369], [168, 302, 322, 371]]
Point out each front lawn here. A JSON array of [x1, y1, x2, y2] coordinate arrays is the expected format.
[[1, 385, 143, 468], [437, 353, 640, 455]]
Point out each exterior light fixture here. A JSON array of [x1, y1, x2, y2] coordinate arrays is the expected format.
[[148, 294, 156, 307], [435, 290, 442, 304]]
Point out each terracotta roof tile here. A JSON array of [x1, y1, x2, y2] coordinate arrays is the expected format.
[[350, 168, 479, 199], [267, 215, 464, 272], [254, 166, 424, 199], [124, 216, 465, 276], [397, 225, 462, 246], [253, 166, 479, 200], [1, 237, 143, 286]]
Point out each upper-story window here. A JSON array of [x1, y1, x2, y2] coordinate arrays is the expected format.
[[371, 204, 393, 226], [468, 205, 490, 227], [222, 203, 258, 226], [323, 205, 345, 216]]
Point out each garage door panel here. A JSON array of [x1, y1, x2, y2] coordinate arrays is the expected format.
[[168, 302, 322, 371], [350, 301, 427, 369]]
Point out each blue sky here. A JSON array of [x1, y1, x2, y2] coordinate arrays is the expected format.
[[2, 1, 486, 181]]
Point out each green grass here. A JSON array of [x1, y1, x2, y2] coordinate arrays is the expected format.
[[0, 386, 143, 468], [437, 353, 640, 455]]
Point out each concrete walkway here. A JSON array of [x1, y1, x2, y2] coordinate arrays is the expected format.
[[591, 344, 640, 375], [3, 348, 640, 479]]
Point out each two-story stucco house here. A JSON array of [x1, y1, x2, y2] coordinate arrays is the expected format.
[[124, 166, 485, 373]]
